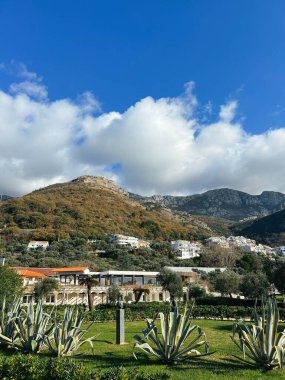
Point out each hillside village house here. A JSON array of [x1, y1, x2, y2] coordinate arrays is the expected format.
[[109, 234, 150, 249], [27, 241, 49, 250], [171, 240, 202, 259], [14, 266, 199, 306]]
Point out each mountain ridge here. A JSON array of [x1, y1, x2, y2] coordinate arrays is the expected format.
[[130, 187, 285, 221]]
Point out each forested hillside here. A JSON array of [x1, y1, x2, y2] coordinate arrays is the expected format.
[[0, 176, 215, 241]]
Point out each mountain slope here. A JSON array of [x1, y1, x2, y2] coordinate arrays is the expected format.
[[231, 209, 285, 246], [0, 176, 215, 240], [130, 188, 285, 221]]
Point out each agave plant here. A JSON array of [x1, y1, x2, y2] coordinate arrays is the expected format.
[[14, 301, 54, 353], [46, 306, 97, 356], [133, 304, 209, 364], [230, 296, 285, 369], [0, 297, 22, 348]]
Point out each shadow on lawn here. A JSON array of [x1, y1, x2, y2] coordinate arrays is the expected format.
[[164, 356, 258, 374], [78, 351, 258, 375], [212, 323, 234, 332]]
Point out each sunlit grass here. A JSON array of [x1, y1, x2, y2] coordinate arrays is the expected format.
[[0, 319, 285, 379]]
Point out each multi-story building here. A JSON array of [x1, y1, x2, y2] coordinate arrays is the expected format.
[[206, 235, 276, 256], [171, 240, 202, 259], [15, 266, 199, 306], [109, 234, 150, 249], [109, 234, 139, 248], [205, 237, 230, 248]]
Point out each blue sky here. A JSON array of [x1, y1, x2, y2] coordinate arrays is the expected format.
[[1, 1, 285, 195], [1, 0, 285, 131]]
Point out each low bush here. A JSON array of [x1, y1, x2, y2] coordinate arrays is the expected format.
[[95, 366, 170, 380], [195, 296, 285, 308], [85, 302, 255, 322], [0, 356, 169, 380]]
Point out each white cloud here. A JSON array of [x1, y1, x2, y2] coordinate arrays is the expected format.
[[9, 80, 48, 100], [1, 66, 285, 197], [1, 61, 48, 101]]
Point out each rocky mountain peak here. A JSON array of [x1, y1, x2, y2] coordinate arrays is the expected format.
[[71, 175, 128, 196]]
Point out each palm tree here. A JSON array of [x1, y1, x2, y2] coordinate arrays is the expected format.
[[79, 275, 99, 311]]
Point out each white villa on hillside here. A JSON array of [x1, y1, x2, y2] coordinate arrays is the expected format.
[[109, 234, 150, 248], [27, 241, 49, 250], [171, 240, 202, 259]]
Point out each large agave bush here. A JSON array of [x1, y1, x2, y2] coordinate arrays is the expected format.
[[230, 296, 285, 369], [133, 304, 209, 364], [46, 306, 97, 356], [0, 299, 98, 357], [14, 301, 54, 353], [0, 297, 21, 348]]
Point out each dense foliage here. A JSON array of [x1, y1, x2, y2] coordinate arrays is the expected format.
[[134, 305, 209, 364], [0, 180, 212, 241], [0, 355, 170, 380], [231, 297, 285, 369], [0, 266, 22, 306]]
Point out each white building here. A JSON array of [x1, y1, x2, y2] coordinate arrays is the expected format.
[[109, 234, 139, 248], [171, 240, 202, 259], [205, 236, 230, 248], [27, 241, 49, 250], [205, 235, 275, 256]]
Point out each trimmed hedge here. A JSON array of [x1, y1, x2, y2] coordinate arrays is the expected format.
[[0, 355, 169, 380], [85, 302, 256, 321], [43, 300, 285, 323], [195, 296, 285, 308]]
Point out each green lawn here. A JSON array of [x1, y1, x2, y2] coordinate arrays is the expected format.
[[1, 319, 285, 380], [77, 319, 285, 380]]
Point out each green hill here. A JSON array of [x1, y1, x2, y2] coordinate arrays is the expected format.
[[231, 208, 285, 246], [0, 176, 217, 241]]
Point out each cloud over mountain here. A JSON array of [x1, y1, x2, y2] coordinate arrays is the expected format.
[[0, 63, 285, 196]]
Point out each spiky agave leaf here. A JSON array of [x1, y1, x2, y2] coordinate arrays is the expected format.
[[0, 297, 22, 348], [14, 301, 54, 353], [134, 303, 209, 364], [46, 306, 98, 356], [230, 297, 285, 369]]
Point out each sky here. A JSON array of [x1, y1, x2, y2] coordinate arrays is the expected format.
[[1, 0, 285, 196]]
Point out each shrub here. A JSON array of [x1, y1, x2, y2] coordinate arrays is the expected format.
[[0, 357, 168, 380], [95, 365, 170, 380], [231, 297, 285, 369], [0, 355, 45, 380], [134, 304, 209, 364], [0, 355, 93, 380]]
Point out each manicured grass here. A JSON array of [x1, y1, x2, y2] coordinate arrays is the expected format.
[[1, 319, 285, 379], [77, 319, 285, 379]]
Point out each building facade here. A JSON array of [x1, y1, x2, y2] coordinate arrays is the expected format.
[[15, 266, 198, 306]]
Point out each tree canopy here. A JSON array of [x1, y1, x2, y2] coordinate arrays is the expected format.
[[158, 268, 183, 301], [0, 266, 23, 306], [213, 270, 241, 298], [240, 272, 270, 299], [273, 263, 285, 294], [34, 277, 59, 301]]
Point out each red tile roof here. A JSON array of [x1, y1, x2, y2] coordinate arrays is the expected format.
[[16, 269, 46, 278]]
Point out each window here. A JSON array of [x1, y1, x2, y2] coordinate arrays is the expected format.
[[45, 295, 55, 303], [159, 293, 163, 301], [134, 276, 143, 285], [123, 276, 133, 285], [112, 276, 122, 285], [23, 295, 33, 303]]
